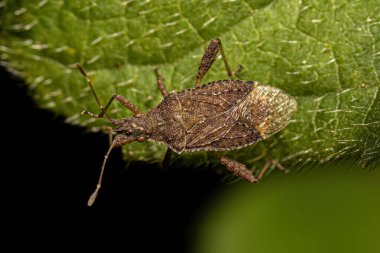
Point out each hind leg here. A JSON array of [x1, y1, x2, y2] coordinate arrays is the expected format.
[[213, 153, 288, 183], [195, 38, 243, 88], [212, 152, 257, 183], [256, 160, 289, 180]]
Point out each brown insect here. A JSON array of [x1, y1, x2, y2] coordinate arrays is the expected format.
[[77, 38, 297, 206]]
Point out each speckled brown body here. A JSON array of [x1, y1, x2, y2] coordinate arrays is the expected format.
[[146, 80, 296, 154], [79, 38, 297, 206]]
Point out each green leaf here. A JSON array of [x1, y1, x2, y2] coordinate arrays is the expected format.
[[195, 163, 380, 253], [1, 0, 379, 169]]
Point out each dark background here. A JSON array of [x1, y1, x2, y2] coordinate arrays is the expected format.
[[4, 66, 380, 253], [2, 66, 222, 251]]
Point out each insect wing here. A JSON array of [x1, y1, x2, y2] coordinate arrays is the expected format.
[[239, 84, 297, 139]]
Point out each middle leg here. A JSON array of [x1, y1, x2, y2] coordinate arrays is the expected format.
[[154, 68, 168, 97], [154, 68, 173, 167]]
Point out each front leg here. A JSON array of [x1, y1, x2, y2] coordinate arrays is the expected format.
[[77, 64, 142, 122], [82, 94, 142, 122]]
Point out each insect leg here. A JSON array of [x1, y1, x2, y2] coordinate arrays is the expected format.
[[153, 69, 175, 167], [87, 134, 135, 207], [154, 68, 168, 97], [216, 39, 243, 78], [77, 64, 142, 121], [153, 66, 172, 167], [212, 152, 257, 183], [154, 68, 174, 170], [195, 38, 238, 88], [82, 94, 142, 120], [256, 160, 289, 180]]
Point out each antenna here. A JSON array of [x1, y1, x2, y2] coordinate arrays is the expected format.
[[87, 143, 115, 206]]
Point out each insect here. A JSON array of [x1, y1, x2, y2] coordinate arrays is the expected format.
[[77, 38, 297, 206]]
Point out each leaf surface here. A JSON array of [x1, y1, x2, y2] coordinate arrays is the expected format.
[[1, 0, 379, 169]]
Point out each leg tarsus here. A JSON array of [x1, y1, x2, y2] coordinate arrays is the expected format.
[[272, 160, 288, 173], [257, 160, 288, 181], [232, 64, 244, 77], [257, 160, 271, 181], [81, 110, 100, 118]]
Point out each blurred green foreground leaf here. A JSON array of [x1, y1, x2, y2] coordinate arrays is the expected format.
[[1, 0, 379, 169], [194, 163, 380, 253]]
